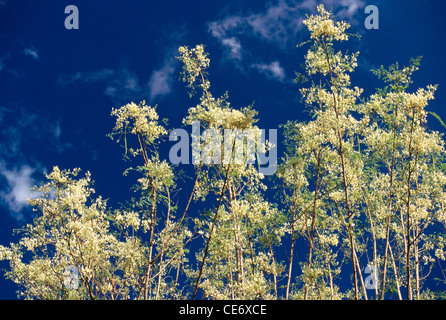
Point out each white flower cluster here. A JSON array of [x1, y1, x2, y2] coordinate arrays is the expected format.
[[177, 45, 210, 92], [137, 156, 174, 190], [111, 101, 167, 143], [303, 5, 350, 42]]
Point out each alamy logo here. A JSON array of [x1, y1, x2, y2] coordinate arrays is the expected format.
[[63, 265, 79, 290], [364, 264, 379, 290], [364, 5, 379, 30], [64, 5, 79, 30], [169, 121, 277, 175]]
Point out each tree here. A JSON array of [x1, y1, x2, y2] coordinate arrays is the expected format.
[[177, 44, 284, 299], [278, 5, 446, 300], [1, 5, 446, 300], [361, 58, 445, 300]]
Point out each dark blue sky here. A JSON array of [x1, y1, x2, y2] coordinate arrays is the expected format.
[[1, 0, 446, 299]]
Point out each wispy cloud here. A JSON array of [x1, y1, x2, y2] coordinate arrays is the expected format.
[[244, 0, 308, 47], [0, 105, 67, 160], [104, 69, 142, 103], [57, 68, 143, 104], [252, 61, 286, 82], [0, 0, 8, 9], [208, 16, 245, 61], [220, 37, 243, 60], [53, 118, 62, 140], [56, 24, 187, 104], [0, 45, 41, 77], [57, 68, 115, 86], [325, 0, 366, 21], [208, 0, 366, 56], [0, 53, 18, 77], [207, 0, 366, 81], [207, 0, 309, 59], [24, 48, 39, 60], [0, 105, 68, 221], [58, 59, 178, 104]]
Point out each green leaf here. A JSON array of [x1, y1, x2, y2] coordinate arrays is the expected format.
[[429, 111, 446, 130]]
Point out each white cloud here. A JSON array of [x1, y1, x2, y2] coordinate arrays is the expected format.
[[252, 61, 286, 82], [207, 0, 308, 57], [208, 0, 366, 56], [325, 0, 366, 20], [148, 59, 176, 101], [245, 0, 307, 47], [208, 16, 244, 61], [24, 48, 39, 60], [0, 163, 40, 221], [207, 0, 367, 82], [0, 107, 59, 221], [221, 37, 242, 60], [208, 15, 243, 39]]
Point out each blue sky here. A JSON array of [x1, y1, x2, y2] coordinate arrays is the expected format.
[[1, 0, 446, 299]]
